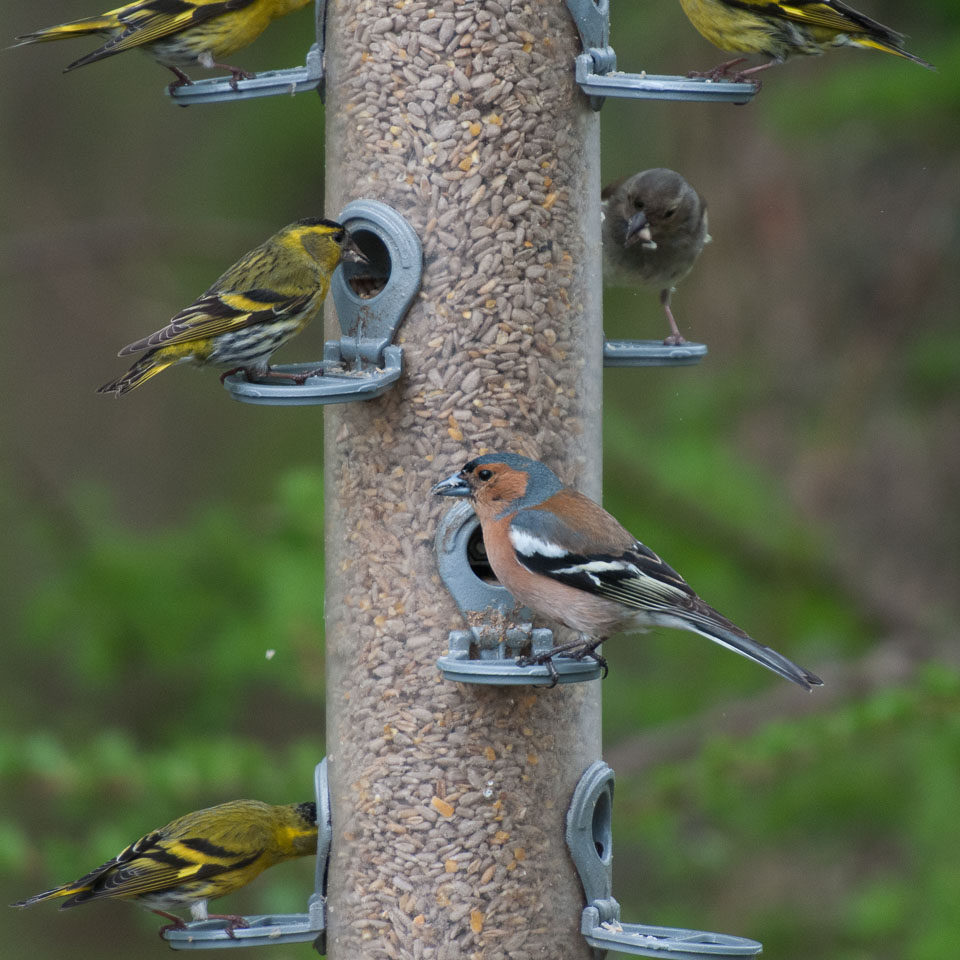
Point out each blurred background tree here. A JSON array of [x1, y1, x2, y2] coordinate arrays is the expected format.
[[2, 0, 958, 956]]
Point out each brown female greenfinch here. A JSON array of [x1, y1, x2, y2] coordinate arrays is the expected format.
[[602, 169, 709, 345]]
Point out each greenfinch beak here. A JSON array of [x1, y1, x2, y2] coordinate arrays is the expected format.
[[624, 211, 656, 250]]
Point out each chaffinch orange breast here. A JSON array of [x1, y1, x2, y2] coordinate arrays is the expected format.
[[432, 453, 822, 691]]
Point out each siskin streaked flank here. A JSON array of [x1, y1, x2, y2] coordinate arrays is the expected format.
[[678, 0, 933, 81], [11, 800, 318, 937], [98, 217, 362, 397], [12, 0, 312, 92]]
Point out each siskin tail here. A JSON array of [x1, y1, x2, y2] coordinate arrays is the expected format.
[[11, 880, 90, 909], [98, 351, 178, 397], [850, 36, 934, 70], [12, 16, 117, 47], [10, 847, 125, 910]]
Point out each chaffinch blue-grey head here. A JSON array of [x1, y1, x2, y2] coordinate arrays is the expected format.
[[432, 452, 822, 691], [602, 169, 709, 346]]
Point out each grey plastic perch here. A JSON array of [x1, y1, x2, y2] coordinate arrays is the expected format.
[[434, 500, 602, 685], [604, 339, 708, 367], [567, 761, 764, 958], [564, 0, 757, 108], [168, 0, 327, 105]]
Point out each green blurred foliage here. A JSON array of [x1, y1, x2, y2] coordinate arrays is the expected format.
[[614, 666, 960, 959], [2, 0, 959, 958], [5, 469, 326, 742]]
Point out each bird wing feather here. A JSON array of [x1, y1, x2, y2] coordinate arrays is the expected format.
[[724, 0, 894, 36], [67, 829, 262, 903], [97, 0, 260, 53], [118, 288, 314, 355], [600, 177, 627, 201], [60, 830, 186, 902], [509, 509, 696, 610]]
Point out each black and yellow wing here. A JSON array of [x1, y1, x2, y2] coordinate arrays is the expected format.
[[118, 288, 314, 355], [67, 0, 260, 68]]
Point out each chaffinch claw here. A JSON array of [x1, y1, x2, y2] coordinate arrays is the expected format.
[[433, 453, 823, 691]]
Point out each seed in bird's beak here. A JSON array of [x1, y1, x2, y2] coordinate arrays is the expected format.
[[431, 473, 472, 497], [624, 211, 656, 250], [342, 233, 370, 264]]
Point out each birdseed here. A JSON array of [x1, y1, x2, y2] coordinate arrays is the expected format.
[[323, 1, 603, 957]]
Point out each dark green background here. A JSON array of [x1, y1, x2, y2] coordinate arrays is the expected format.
[[2, 1, 959, 956]]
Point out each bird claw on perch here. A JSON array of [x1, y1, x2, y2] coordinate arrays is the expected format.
[[516, 640, 609, 686], [206, 914, 252, 939], [166, 66, 194, 93]]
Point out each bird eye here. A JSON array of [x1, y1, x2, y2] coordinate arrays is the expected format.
[[664, 207, 676, 218], [477, 469, 493, 481], [633, 199, 644, 210]]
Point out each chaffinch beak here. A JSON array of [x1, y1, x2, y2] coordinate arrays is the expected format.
[[624, 211, 656, 250], [431, 472, 471, 497]]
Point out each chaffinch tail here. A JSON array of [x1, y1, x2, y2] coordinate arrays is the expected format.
[[602, 169, 709, 346], [432, 453, 822, 691]]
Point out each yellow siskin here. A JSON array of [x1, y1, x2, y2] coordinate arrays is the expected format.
[[98, 217, 361, 396], [678, 0, 933, 81], [12, 0, 312, 92], [11, 800, 318, 937]]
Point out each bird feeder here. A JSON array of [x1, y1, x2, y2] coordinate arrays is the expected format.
[[315, 1, 765, 955], [164, 0, 767, 955], [434, 500, 602, 685], [321, 2, 604, 955], [567, 762, 763, 957]]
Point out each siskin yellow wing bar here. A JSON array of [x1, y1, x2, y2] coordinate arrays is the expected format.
[[98, 0, 260, 54], [118, 289, 313, 355]]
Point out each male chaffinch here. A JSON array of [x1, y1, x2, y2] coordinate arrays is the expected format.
[[602, 169, 709, 346], [432, 453, 822, 690]]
